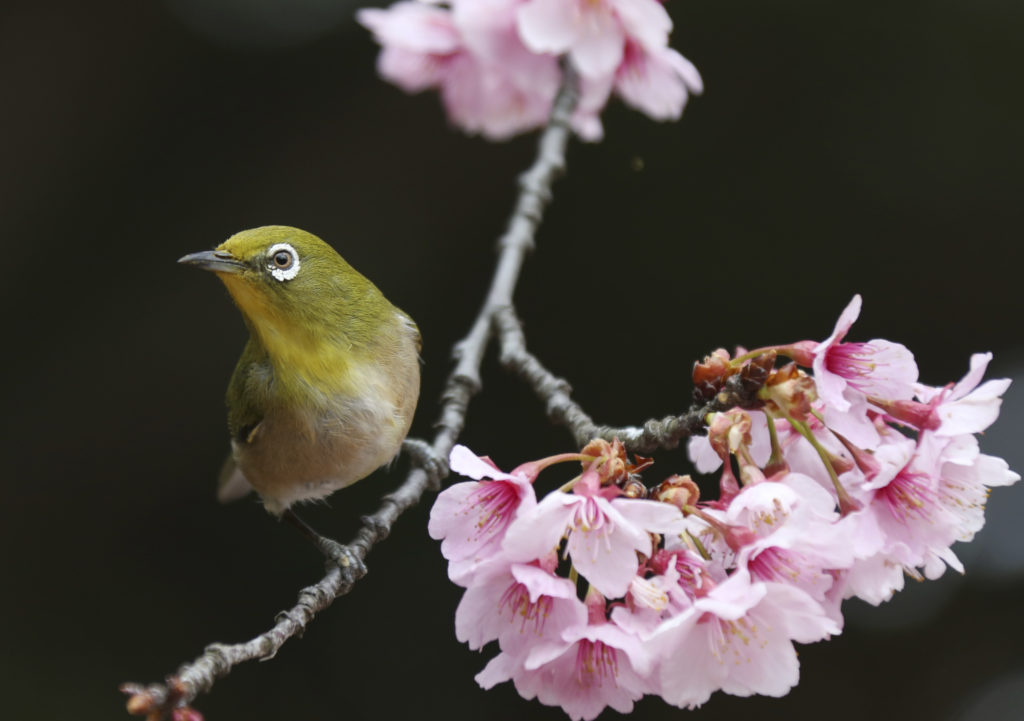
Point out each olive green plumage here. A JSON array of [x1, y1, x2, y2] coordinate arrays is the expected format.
[[180, 225, 421, 514]]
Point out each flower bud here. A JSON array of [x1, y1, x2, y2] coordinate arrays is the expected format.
[[708, 410, 752, 458], [692, 348, 732, 400], [763, 363, 817, 420], [740, 350, 777, 394], [654, 474, 699, 510], [621, 477, 648, 498], [581, 438, 629, 484]]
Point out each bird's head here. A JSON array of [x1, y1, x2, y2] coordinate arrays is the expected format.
[[180, 225, 391, 351]]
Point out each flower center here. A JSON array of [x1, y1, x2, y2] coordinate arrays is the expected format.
[[571, 497, 610, 533], [467, 481, 519, 541], [574, 640, 619, 688], [826, 341, 878, 386], [879, 470, 935, 523], [498, 582, 554, 636]]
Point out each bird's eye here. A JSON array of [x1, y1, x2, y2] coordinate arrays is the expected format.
[[266, 243, 301, 282]]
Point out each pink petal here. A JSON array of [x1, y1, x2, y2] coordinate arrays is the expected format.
[[449, 444, 515, 481], [935, 378, 1011, 436], [666, 47, 704, 94], [376, 47, 445, 92], [822, 391, 880, 448], [687, 434, 724, 473], [654, 610, 725, 708], [719, 621, 800, 698], [611, 0, 671, 50], [454, 568, 511, 649], [613, 496, 687, 533], [570, 5, 625, 78], [949, 352, 993, 401], [475, 651, 517, 689], [855, 339, 919, 399], [763, 582, 840, 643], [516, 0, 579, 54], [616, 45, 689, 120], [503, 492, 577, 561], [513, 563, 578, 602], [427, 481, 480, 541], [357, 4, 460, 54], [696, 570, 767, 620], [818, 294, 862, 352], [567, 511, 649, 597]]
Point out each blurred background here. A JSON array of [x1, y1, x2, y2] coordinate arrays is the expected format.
[[2, 0, 1023, 719]]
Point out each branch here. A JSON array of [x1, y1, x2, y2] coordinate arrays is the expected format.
[[122, 63, 581, 720], [493, 306, 766, 454]]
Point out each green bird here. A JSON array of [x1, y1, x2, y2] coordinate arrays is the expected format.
[[179, 225, 421, 515]]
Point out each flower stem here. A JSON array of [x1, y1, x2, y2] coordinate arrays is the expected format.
[[786, 414, 860, 514]]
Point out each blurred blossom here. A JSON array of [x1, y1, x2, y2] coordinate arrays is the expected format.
[[358, 0, 702, 140]]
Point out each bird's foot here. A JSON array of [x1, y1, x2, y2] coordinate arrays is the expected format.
[[317, 538, 368, 578], [282, 509, 367, 578], [402, 438, 448, 489]]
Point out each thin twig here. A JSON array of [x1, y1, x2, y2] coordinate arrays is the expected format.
[[121, 63, 581, 720], [493, 306, 765, 454]]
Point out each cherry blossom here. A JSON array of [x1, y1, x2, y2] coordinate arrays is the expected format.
[[360, 0, 701, 140], [502, 468, 686, 598], [428, 444, 537, 584], [808, 294, 919, 412], [477, 593, 653, 721], [651, 569, 839, 708], [428, 295, 1016, 719]]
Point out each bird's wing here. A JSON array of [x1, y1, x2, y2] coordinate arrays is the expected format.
[[226, 338, 269, 443], [219, 338, 268, 503]]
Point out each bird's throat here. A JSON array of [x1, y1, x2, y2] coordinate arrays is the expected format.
[[220, 273, 361, 400]]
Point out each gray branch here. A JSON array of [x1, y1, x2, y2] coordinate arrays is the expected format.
[[121, 63, 581, 720], [493, 306, 766, 455]]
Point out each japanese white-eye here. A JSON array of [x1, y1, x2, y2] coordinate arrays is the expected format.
[[179, 225, 421, 515]]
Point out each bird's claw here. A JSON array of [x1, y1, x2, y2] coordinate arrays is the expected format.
[[402, 438, 448, 489], [321, 540, 367, 578]]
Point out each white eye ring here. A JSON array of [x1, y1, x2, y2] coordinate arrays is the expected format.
[[267, 242, 300, 281]]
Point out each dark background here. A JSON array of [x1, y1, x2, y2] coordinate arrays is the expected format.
[[2, 1, 1023, 719]]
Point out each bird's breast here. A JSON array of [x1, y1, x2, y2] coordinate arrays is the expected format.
[[234, 323, 421, 514]]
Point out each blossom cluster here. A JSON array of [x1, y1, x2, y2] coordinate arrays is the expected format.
[[357, 0, 702, 140], [428, 295, 1018, 720]]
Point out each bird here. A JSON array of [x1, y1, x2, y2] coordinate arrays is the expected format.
[[179, 225, 421, 516]]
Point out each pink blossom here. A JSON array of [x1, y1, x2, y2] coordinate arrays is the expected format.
[[652, 570, 839, 708], [357, 2, 461, 93], [428, 445, 537, 585], [615, 39, 703, 120], [840, 441, 964, 603], [687, 409, 773, 474], [362, 0, 702, 140], [503, 470, 686, 598], [476, 610, 653, 721], [924, 431, 1020, 545], [811, 295, 919, 413], [613, 550, 714, 638], [726, 474, 854, 602], [912, 352, 1011, 436], [455, 559, 587, 655], [359, 0, 563, 140], [427, 304, 1017, 715]]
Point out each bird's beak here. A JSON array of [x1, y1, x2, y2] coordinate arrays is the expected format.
[[178, 249, 247, 274]]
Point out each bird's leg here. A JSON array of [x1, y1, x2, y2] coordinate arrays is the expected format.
[[281, 509, 367, 577], [401, 438, 448, 489]]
